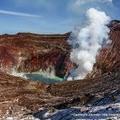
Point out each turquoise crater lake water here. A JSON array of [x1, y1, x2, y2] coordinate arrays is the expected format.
[[26, 73, 64, 84]]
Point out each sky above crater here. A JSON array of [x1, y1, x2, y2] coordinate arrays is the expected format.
[[0, 0, 119, 34]]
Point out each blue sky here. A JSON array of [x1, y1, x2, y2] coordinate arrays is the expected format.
[[0, 0, 119, 34]]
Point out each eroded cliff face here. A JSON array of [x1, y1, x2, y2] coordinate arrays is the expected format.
[[0, 32, 72, 78], [87, 20, 120, 78]]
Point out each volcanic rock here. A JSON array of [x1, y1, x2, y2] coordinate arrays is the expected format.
[[0, 32, 72, 78], [0, 68, 120, 118]]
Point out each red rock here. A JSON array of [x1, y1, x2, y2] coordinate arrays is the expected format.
[[0, 32, 72, 77]]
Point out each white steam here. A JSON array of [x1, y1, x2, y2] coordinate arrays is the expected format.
[[68, 8, 110, 79], [10, 68, 28, 79]]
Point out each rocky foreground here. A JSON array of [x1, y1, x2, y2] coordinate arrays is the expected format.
[[0, 71, 120, 119]]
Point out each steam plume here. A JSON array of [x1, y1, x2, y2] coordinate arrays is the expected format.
[[68, 8, 110, 79]]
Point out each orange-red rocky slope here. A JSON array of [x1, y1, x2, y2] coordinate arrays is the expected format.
[[0, 32, 72, 78]]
